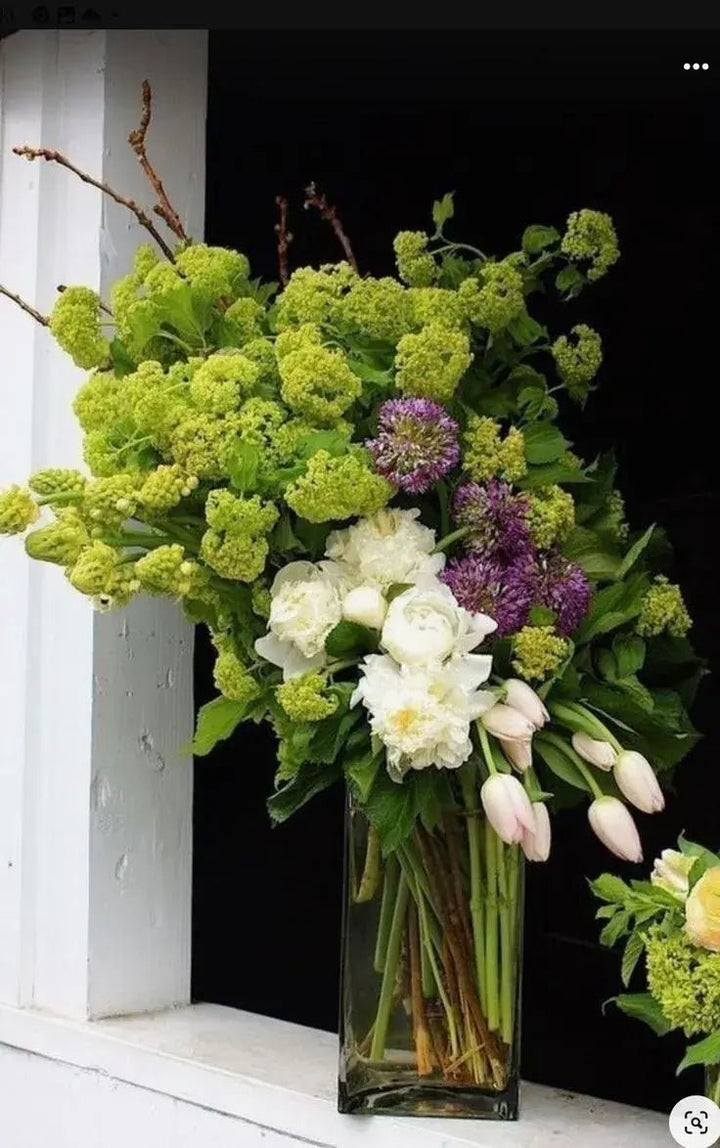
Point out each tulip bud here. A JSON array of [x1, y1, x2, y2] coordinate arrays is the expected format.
[[685, 867, 720, 952], [651, 849, 693, 901], [481, 703, 535, 742], [481, 773, 535, 845], [521, 802, 552, 862], [613, 751, 664, 814], [571, 731, 617, 771], [588, 796, 643, 863], [342, 585, 388, 631], [500, 736, 533, 773], [503, 679, 549, 729]]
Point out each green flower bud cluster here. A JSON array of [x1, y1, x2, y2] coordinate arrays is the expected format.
[[251, 581, 272, 619], [188, 351, 260, 414], [49, 286, 110, 370], [200, 490, 278, 581], [526, 484, 575, 548], [174, 243, 250, 300], [0, 486, 40, 534], [407, 287, 466, 331], [276, 673, 338, 722], [170, 412, 244, 480], [24, 508, 89, 565], [512, 625, 569, 682], [135, 543, 207, 599], [645, 927, 720, 1037], [552, 324, 603, 394], [212, 643, 261, 706], [393, 231, 437, 287], [73, 371, 125, 435], [224, 296, 265, 344], [463, 416, 527, 483], [138, 464, 199, 514], [336, 277, 411, 343], [285, 449, 391, 523], [394, 323, 472, 402], [279, 343, 361, 425], [458, 262, 525, 332], [275, 263, 358, 329], [561, 209, 620, 282], [636, 575, 691, 638], [84, 475, 140, 528], [67, 541, 119, 595], [28, 468, 87, 498]]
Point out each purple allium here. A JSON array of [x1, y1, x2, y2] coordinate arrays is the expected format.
[[367, 398, 460, 493], [441, 554, 535, 637], [536, 550, 591, 635], [453, 479, 533, 563]]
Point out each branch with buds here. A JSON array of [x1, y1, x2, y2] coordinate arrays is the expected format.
[[304, 181, 359, 272]]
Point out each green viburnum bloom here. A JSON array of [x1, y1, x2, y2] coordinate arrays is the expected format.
[[49, 286, 110, 370], [462, 417, 528, 483], [170, 413, 245, 480], [241, 337, 280, 386], [67, 541, 119, 596], [24, 508, 89, 565], [561, 209, 620, 282], [512, 625, 569, 682], [135, 544, 207, 599], [73, 371, 125, 434], [552, 324, 603, 397], [28, 468, 86, 498], [393, 231, 437, 287], [279, 344, 361, 425], [407, 287, 467, 331], [138, 465, 199, 514], [189, 351, 260, 414], [251, 581, 272, 619], [394, 323, 472, 402], [458, 262, 525, 332], [0, 486, 40, 534], [284, 449, 392, 523], [276, 673, 339, 722], [200, 490, 278, 581], [336, 277, 411, 342], [83, 475, 140, 528], [275, 263, 358, 329], [526, 485, 575, 548], [637, 575, 691, 638], [645, 927, 720, 1037], [174, 243, 250, 300], [223, 296, 265, 344]]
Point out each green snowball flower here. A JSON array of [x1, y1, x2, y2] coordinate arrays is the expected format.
[[552, 324, 603, 397], [189, 351, 259, 414], [49, 286, 110, 370], [512, 625, 569, 682], [458, 262, 525, 333], [394, 323, 472, 402], [174, 243, 250, 300], [251, 581, 272, 619], [285, 449, 392, 523], [407, 287, 466, 331], [224, 296, 265, 344], [393, 231, 437, 287], [170, 412, 244, 480], [73, 371, 125, 434], [637, 576, 691, 638], [84, 475, 140, 528], [561, 209, 620, 282], [276, 673, 338, 722], [213, 646, 261, 705], [28, 468, 86, 498], [279, 344, 361, 425], [275, 263, 357, 329], [526, 485, 575, 548], [200, 490, 278, 581], [24, 508, 90, 565], [275, 323, 323, 360], [336, 277, 411, 343], [240, 337, 280, 386], [0, 486, 40, 534], [67, 541, 119, 596], [138, 465, 199, 514], [645, 927, 720, 1037]]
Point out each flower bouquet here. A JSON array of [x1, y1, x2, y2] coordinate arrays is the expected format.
[[0, 86, 706, 1119], [591, 841, 720, 1105]]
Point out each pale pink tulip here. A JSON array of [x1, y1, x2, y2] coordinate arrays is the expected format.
[[481, 703, 535, 742], [503, 679, 549, 729], [500, 736, 533, 773], [481, 773, 535, 845], [571, 731, 617, 771], [588, 796, 643, 863], [521, 802, 552, 862], [613, 751, 664, 814]]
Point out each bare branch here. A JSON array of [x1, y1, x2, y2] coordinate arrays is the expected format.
[[303, 181, 358, 272], [128, 80, 188, 242], [0, 283, 49, 326], [274, 195, 293, 286]]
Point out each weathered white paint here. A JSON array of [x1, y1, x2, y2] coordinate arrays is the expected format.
[[0, 1002, 669, 1148], [0, 30, 206, 1017]]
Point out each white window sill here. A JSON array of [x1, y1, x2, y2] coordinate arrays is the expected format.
[[0, 1001, 668, 1147]]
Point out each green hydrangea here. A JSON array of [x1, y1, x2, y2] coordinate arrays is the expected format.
[[200, 490, 278, 581], [73, 371, 125, 433], [241, 337, 280, 386], [512, 625, 569, 681], [189, 351, 259, 414], [336, 277, 411, 342], [526, 485, 575, 548], [138, 465, 199, 514], [49, 287, 110, 370], [498, 427, 528, 482], [276, 673, 338, 722], [237, 397, 287, 441], [224, 296, 265, 343], [645, 928, 720, 1037], [170, 413, 244, 480], [561, 209, 620, 282], [130, 361, 193, 453], [285, 449, 392, 523], [462, 417, 527, 483], [275, 263, 357, 329], [0, 486, 40, 534], [24, 508, 90, 565], [251, 581, 272, 618], [407, 287, 466, 330], [637, 575, 691, 638], [84, 475, 139, 527], [458, 262, 525, 332], [603, 490, 630, 543], [213, 646, 261, 705], [393, 231, 437, 287], [28, 468, 86, 498], [394, 323, 472, 402], [275, 323, 323, 360], [279, 344, 361, 425], [552, 324, 603, 396], [174, 243, 250, 300]]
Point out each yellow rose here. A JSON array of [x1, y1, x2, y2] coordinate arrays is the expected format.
[[685, 867, 720, 952]]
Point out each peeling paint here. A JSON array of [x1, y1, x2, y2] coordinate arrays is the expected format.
[[90, 773, 112, 811], [138, 730, 166, 773], [114, 853, 129, 882]]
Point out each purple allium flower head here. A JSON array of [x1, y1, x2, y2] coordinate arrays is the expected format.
[[453, 478, 533, 563], [367, 397, 460, 494], [536, 550, 591, 635], [441, 554, 535, 637]]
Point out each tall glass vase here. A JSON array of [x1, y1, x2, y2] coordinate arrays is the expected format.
[[338, 782, 524, 1118]]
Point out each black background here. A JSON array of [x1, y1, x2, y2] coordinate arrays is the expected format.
[[192, 29, 720, 1113]]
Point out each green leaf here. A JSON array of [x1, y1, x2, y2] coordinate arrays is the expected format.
[[589, 873, 632, 904], [345, 748, 382, 803], [270, 512, 306, 555], [227, 440, 260, 494], [309, 701, 363, 765], [189, 696, 249, 757], [386, 582, 413, 603], [582, 680, 701, 768], [609, 993, 673, 1036], [621, 931, 646, 987], [616, 524, 656, 580], [613, 634, 646, 679], [432, 191, 455, 231], [574, 573, 650, 644], [348, 360, 392, 385], [128, 302, 162, 348], [599, 910, 631, 947], [267, 760, 341, 824], [507, 311, 546, 348], [534, 735, 591, 793], [555, 266, 586, 298], [518, 461, 593, 489], [678, 834, 720, 887], [562, 526, 622, 582], [293, 519, 332, 560], [523, 420, 569, 465], [677, 1031, 720, 1074], [296, 430, 350, 460], [109, 337, 136, 377], [363, 767, 419, 856], [529, 605, 557, 626], [325, 620, 378, 659], [522, 224, 561, 255]]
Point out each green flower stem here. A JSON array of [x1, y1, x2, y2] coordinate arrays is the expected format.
[[508, 842, 521, 962], [496, 835, 515, 1046], [355, 825, 382, 904], [369, 873, 409, 1062], [477, 723, 498, 776], [399, 842, 442, 939], [373, 852, 399, 972], [549, 700, 623, 753], [459, 764, 487, 1015], [36, 491, 82, 507], [101, 532, 173, 551], [538, 728, 605, 799], [327, 657, 363, 675], [484, 818, 500, 1034], [430, 240, 487, 261], [432, 525, 471, 554]]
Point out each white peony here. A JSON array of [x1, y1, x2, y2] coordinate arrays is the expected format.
[[254, 561, 346, 680], [380, 578, 496, 668], [325, 507, 445, 592], [342, 585, 388, 630], [351, 653, 496, 781]]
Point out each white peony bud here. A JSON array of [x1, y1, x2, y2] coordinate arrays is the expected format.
[[481, 703, 535, 742], [521, 802, 552, 862], [499, 735, 533, 773], [588, 796, 643, 863], [342, 585, 388, 631], [613, 750, 664, 814], [481, 773, 535, 845], [503, 679, 549, 729], [571, 731, 617, 771]]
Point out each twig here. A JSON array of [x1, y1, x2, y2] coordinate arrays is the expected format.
[[0, 284, 48, 326], [13, 145, 175, 261], [128, 80, 187, 242], [303, 181, 358, 272], [274, 195, 293, 286]]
